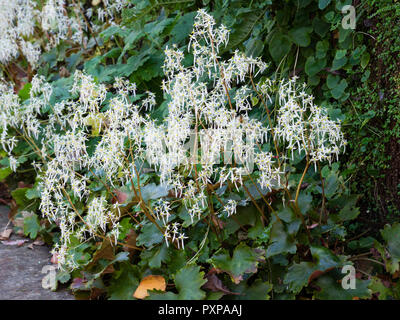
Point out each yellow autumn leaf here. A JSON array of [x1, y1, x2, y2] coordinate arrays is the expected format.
[[133, 275, 166, 299]]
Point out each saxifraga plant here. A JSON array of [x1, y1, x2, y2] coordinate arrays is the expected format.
[[0, 9, 346, 278]]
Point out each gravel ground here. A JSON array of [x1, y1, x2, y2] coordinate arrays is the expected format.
[[0, 205, 74, 300]]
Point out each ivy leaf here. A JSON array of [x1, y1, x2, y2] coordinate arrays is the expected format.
[[361, 52, 370, 69], [268, 33, 292, 63], [330, 79, 347, 99], [316, 40, 329, 58], [313, 17, 330, 37], [174, 265, 207, 300], [318, 0, 331, 9], [209, 243, 265, 283], [305, 56, 326, 76], [331, 56, 348, 71], [289, 27, 313, 47]]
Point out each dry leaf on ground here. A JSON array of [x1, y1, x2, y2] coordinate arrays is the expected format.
[[1, 239, 28, 246], [133, 275, 166, 299], [33, 238, 45, 246], [0, 228, 12, 240]]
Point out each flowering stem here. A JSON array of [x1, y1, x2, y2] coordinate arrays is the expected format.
[[249, 73, 281, 166], [317, 161, 327, 224], [294, 160, 310, 208], [242, 183, 266, 220], [61, 187, 142, 251]]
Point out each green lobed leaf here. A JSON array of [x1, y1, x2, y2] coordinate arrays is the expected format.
[[174, 265, 207, 300], [266, 220, 297, 258], [209, 242, 265, 283], [314, 274, 372, 300], [108, 262, 140, 300], [24, 214, 41, 239], [284, 245, 344, 294], [136, 222, 163, 248]]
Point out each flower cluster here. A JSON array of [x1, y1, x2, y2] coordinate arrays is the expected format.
[[275, 77, 347, 170], [0, 10, 346, 270], [0, 0, 131, 68]]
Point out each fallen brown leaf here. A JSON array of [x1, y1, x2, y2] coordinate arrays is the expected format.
[[111, 189, 128, 204], [0, 228, 12, 240], [2, 239, 28, 246], [133, 275, 166, 299], [17, 181, 33, 189], [123, 229, 137, 256], [203, 269, 239, 296], [8, 200, 17, 220], [12, 217, 24, 229], [33, 238, 45, 246]]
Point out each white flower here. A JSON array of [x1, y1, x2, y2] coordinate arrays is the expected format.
[[224, 199, 237, 217], [9, 155, 17, 172]]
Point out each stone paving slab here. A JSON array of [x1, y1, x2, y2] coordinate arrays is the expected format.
[[0, 206, 74, 300]]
